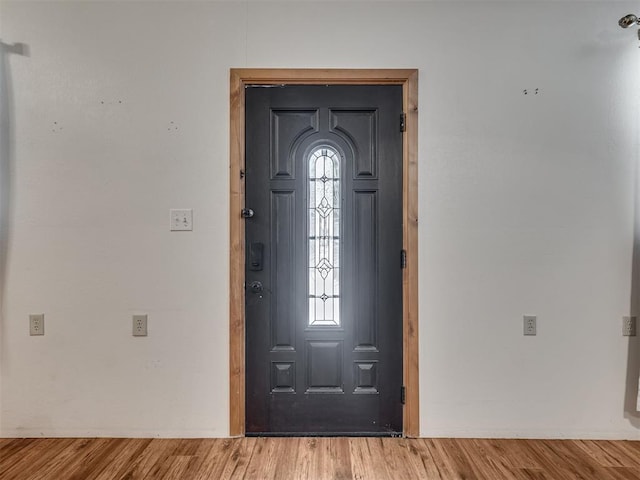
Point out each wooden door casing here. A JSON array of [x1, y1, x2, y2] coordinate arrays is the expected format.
[[230, 69, 419, 437]]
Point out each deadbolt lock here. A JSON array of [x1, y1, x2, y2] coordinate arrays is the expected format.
[[249, 281, 263, 294]]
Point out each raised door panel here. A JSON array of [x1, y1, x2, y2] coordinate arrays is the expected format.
[[353, 190, 378, 351], [270, 109, 319, 179], [270, 190, 296, 351], [330, 109, 378, 178]]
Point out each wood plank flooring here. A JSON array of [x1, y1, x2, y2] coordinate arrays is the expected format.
[[1, 437, 639, 480]]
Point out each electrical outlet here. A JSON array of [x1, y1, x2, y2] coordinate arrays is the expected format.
[[523, 315, 537, 336], [29, 314, 44, 336], [170, 209, 193, 231], [623, 316, 637, 336], [133, 315, 148, 336]]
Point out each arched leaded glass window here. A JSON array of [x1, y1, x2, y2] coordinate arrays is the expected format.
[[308, 147, 340, 326]]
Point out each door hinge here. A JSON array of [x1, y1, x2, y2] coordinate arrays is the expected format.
[[401, 386, 406, 404], [241, 208, 254, 218], [240, 169, 245, 179], [401, 249, 407, 269], [400, 113, 406, 132]]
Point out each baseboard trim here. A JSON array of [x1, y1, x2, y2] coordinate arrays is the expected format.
[[3, 427, 639, 440], [0, 428, 228, 438], [421, 428, 640, 441]]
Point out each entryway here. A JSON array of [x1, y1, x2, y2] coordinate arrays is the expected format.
[[229, 69, 419, 437]]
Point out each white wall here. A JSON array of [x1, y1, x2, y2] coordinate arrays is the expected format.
[[1, 0, 639, 439]]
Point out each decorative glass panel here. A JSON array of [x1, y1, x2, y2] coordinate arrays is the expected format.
[[308, 147, 340, 326]]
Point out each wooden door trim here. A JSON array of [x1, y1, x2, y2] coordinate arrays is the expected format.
[[230, 68, 419, 437]]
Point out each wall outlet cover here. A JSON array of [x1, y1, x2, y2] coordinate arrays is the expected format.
[[623, 316, 637, 337], [133, 314, 148, 336], [29, 314, 45, 336], [523, 315, 537, 336]]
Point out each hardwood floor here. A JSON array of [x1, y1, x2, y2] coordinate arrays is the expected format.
[[1, 437, 639, 479]]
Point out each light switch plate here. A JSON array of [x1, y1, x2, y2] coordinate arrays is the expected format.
[[170, 209, 193, 231]]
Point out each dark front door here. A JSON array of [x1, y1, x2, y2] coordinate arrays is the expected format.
[[245, 85, 403, 435]]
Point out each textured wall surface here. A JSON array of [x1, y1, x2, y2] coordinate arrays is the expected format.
[[1, 1, 639, 439]]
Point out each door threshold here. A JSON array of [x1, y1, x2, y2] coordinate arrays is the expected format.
[[245, 432, 403, 438]]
